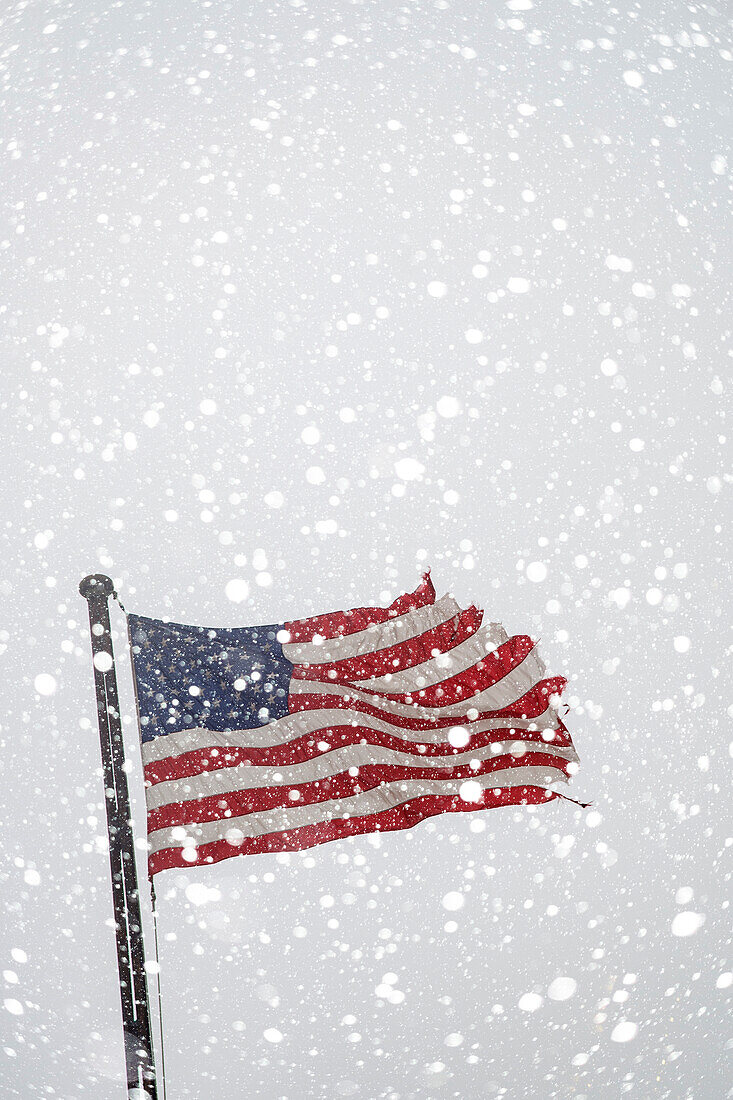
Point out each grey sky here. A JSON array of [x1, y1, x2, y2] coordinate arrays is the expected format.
[[1, 1, 730, 1097]]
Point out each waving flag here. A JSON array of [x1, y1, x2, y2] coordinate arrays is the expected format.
[[127, 574, 580, 877]]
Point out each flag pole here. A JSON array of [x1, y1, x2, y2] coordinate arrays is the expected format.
[[79, 573, 159, 1099]]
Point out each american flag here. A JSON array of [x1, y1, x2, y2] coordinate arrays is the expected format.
[[127, 574, 581, 877]]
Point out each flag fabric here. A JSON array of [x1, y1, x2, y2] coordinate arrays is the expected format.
[[127, 574, 580, 877]]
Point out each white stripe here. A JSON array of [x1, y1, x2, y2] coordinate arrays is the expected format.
[[291, 646, 552, 716], [146, 741, 577, 810], [356, 623, 509, 690], [281, 594, 462, 665], [140, 705, 563, 766], [147, 765, 567, 854]]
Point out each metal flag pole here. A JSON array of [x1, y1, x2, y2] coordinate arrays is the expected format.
[[79, 573, 160, 1100]]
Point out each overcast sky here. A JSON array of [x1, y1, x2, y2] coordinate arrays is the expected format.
[[2, 1, 730, 1097]]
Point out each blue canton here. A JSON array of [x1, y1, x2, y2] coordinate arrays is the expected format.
[[127, 614, 292, 743]]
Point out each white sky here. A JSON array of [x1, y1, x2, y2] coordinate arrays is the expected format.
[[1, 1, 730, 1097]]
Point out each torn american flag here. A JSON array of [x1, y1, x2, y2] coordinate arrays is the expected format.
[[126, 573, 580, 876]]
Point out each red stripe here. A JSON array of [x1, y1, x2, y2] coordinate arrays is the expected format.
[[143, 721, 573, 787], [340, 634, 536, 707], [283, 572, 435, 643], [147, 751, 571, 832], [290, 605, 482, 683], [291, 675, 567, 721], [148, 785, 556, 876]]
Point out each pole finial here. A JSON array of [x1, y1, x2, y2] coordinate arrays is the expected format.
[[79, 574, 115, 601]]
